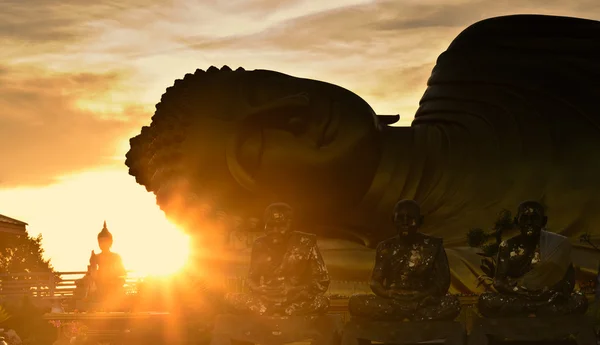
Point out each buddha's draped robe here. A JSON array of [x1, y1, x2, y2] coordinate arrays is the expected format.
[[93, 251, 126, 299]]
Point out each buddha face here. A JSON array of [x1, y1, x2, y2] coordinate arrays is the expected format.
[[264, 205, 293, 243], [173, 68, 382, 218], [515, 201, 547, 238], [98, 237, 112, 252], [393, 200, 423, 238]]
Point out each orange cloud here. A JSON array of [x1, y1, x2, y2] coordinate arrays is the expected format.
[[0, 66, 146, 187]]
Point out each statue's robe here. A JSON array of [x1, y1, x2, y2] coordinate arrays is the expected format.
[[93, 251, 126, 299], [478, 231, 588, 317], [348, 234, 461, 321], [226, 231, 330, 316]]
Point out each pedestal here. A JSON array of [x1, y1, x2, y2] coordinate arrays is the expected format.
[[210, 314, 343, 345], [341, 318, 466, 345], [467, 315, 596, 345]]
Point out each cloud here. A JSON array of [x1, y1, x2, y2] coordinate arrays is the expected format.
[[0, 65, 147, 187]]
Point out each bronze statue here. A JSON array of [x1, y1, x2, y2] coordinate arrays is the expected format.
[[88, 221, 127, 301], [478, 201, 588, 317], [225, 203, 330, 316], [348, 200, 460, 321], [124, 15, 600, 292]]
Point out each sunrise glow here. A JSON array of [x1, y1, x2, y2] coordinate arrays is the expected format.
[[0, 169, 192, 276]]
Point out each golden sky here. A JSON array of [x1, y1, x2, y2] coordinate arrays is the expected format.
[[0, 0, 598, 274]]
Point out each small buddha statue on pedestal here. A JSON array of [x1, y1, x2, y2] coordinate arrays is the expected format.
[[88, 221, 127, 305]]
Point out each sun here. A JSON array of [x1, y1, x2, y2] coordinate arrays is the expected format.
[[122, 222, 191, 277]]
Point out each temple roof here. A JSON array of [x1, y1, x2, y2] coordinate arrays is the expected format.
[[0, 214, 28, 234], [0, 214, 27, 226]]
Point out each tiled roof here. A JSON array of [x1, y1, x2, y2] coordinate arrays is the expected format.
[[0, 214, 28, 226]]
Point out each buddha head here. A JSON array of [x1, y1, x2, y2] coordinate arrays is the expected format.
[[125, 66, 383, 226], [514, 201, 547, 238], [393, 199, 423, 239], [97, 221, 113, 252], [263, 202, 294, 243]]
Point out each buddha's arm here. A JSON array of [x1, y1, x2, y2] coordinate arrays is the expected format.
[[246, 242, 265, 293], [553, 264, 576, 295], [306, 243, 330, 294], [418, 245, 451, 298], [493, 244, 524, 295], [116, 255, 126, 278], [369, 242, 391, 298], [521, 263, 575, 298]]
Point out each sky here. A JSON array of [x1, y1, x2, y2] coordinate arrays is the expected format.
[[0, 0, 598, 274]]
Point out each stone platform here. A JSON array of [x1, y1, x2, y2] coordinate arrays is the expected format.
[[210, 314, 343, 345], [341, 318, 466, 345], [467, 315, 596, 345]]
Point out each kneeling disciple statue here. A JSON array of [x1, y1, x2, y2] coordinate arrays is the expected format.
[[348, 200, 461, 321], [226, 202, 330, 316], [478, 201, 588, 317]]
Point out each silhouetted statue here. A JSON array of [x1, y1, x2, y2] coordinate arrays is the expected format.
[[226, 203, 330, 316], [478, 201, 588, 317], [348, 200, 461, 321], [124, 15, 600, 291], [88, 221, 126, 301]]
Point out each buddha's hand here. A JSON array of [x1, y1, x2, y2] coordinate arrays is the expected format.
[[287, 288, 310, 302], [388, 290, 418, 301], [284, 284, 307, 298], [260, 285, 285, 296], [547, 291, 563, 303]]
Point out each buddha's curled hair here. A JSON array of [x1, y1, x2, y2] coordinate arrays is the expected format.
[[125, 65, 246, 194]]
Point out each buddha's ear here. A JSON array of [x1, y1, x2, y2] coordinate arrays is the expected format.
[[419, 215, 425, 225], [227, 93, 311, 193], [513, 216, 519, 225], [541, 216, 548, 227]]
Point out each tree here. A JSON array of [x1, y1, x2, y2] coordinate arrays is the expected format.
[[0, 231, 54, 276], [466, 209, 514, 290]]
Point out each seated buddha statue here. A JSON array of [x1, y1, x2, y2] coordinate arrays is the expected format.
[[225, 203, 330, 316], [478, 201, 588, 317], [348, 200, 461, 321], [88, 221, 127, 301]]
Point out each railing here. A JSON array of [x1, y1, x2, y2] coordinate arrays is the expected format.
[[0, 271, 142, 299]]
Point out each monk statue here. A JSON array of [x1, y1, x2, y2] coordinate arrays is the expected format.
[[348, 200, 461, 321], [225, 203, 330, 316], [478, 201, 588, 317], [88, 221, 127, 301]]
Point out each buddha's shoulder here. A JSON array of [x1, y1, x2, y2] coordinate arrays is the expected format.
[[290, 231, 317, 245], [499, 236, 522, 249], [377, 236, 399, 249], [252, 235, 269, 246], [417, 233, 443, 247]]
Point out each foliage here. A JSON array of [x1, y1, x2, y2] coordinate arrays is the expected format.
[[1, 297, 56, 345], [0, 229, 58, 345], [579, 232, 600, 253], [466, 209, 514, 290], [0, 231, 56, 276]]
